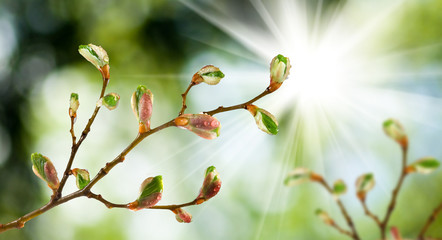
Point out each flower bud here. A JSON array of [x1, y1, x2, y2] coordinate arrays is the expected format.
[[246, 105, 278, 135], [69, 93, 79, 119], [192, 65, 225, 85], [78, 44, 110, 79], [131, 85, 153, 133], [315, 209, 334, 225], [390, 226, 403, 240], [97, 93, 120, 110], [173, 208, 192, 223], [196, 166, 221, 202], [71, 168, 90, 190], [406, 157, 439, 174], [383, 119, 408, 149], [332, 179, 347, 197], [269, 54, 290, 92], [31, 153, 59, 190], [284, 168, 312, 186], [128, 176, 163, 210], [355, 173, 375, 202], [174, 114, 221, 140]]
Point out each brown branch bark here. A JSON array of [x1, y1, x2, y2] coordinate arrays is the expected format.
[[418, 201, 442, 240], [178, 82, 196, 116], [380, 146, 408, 240], [316, 178, 360, 240]]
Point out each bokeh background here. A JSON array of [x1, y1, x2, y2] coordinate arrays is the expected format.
[[0, 0, 441, 239]]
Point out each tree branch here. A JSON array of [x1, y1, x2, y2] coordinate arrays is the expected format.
[[380, 146, 408, 239], [316, 178, 360, 240], [418, 201, 442, 240]]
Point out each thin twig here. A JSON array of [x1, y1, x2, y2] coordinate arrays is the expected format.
[[316, 178, 360, 240], [87, 192, 199, 211], [329, 221, 354, 238], [55, 78, 108, 200], [204, 87, 271, 116], [178, 82, 195, 116], [380, 146, 408, 240], [361, 200, 382, 226], [418, 201, 442, 240]]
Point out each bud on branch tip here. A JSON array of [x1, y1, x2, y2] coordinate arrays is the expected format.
[[78, 44, 110, 79], [247, 105, 278, 135], [269, 54, 290, 92], [197, 166, 221, 203], [355, 173, 375, 201], [128, 176, 163, 210], [131, 85, 153, 133], [284, 168, 313, 186], [192, 65, 225, 85], [69, 93, 79, 119], [174, 114, 221, 140], [383, 119, 408, 149], [31, 153, 59, 190]]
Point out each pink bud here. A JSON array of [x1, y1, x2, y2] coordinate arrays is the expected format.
[[197, 166, 221, 202], [174, 208, 192, 223], [175, 114, 221, 139], [131, 85, 154, 133]]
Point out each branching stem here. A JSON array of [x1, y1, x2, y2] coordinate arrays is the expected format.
[[418, 201, 442, 240], [316, 178, 360, 240]]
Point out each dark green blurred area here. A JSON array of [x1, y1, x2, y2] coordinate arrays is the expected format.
[[0, 0, 441, 239]]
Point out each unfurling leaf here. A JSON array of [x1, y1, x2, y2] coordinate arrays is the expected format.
[[69, 93, 79, 119], [78, 44, 110, 79], [247, 105, 278, 135], [173, 208, 192, 223], [71, 168, 90, 190], [97, 93, 120, 110], [406, 157, 440, 174], [174, 114, 221, 140], [355, 173, 375, 201], [284, 168, 312, 186], [131, 85, 153, 133], [128, 176, 163, 210], [383, 119, 408, 149], [196, 166, 221, 203], [192, 65, 225, 85], [31, 153, 59, 190], [269, 54, 291, 92]]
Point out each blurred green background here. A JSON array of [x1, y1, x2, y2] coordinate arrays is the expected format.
[[0, 0, 441, 239]]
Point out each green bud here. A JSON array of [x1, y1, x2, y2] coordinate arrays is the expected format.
[[69, 93, 79, 118], [269, 54, 290, 92], [332, 179, 347, 197], [383, 119, 408, 149], [131, 85, 153, 133], [406, 157, 440, 174], [355, 173, 375, 201], [71, 168, 90, 190], [31, 153, 59, 190], [192, 65, 225, 85], [246, 105, 278, 135], [78, 44, 110, 79], [97, 93, 120, 110], [284, 168, 312, 186], [128, 176, 163, 210], [174, 114, 221, 140]]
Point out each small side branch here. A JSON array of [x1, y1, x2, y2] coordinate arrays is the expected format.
[[178, 82, 195, 116], [418, 201, 442, 240], [316, 178, 360, 240], [204, 88, 271, 116], [380, 147, 408, 239], [360, 200, 382, 226]]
